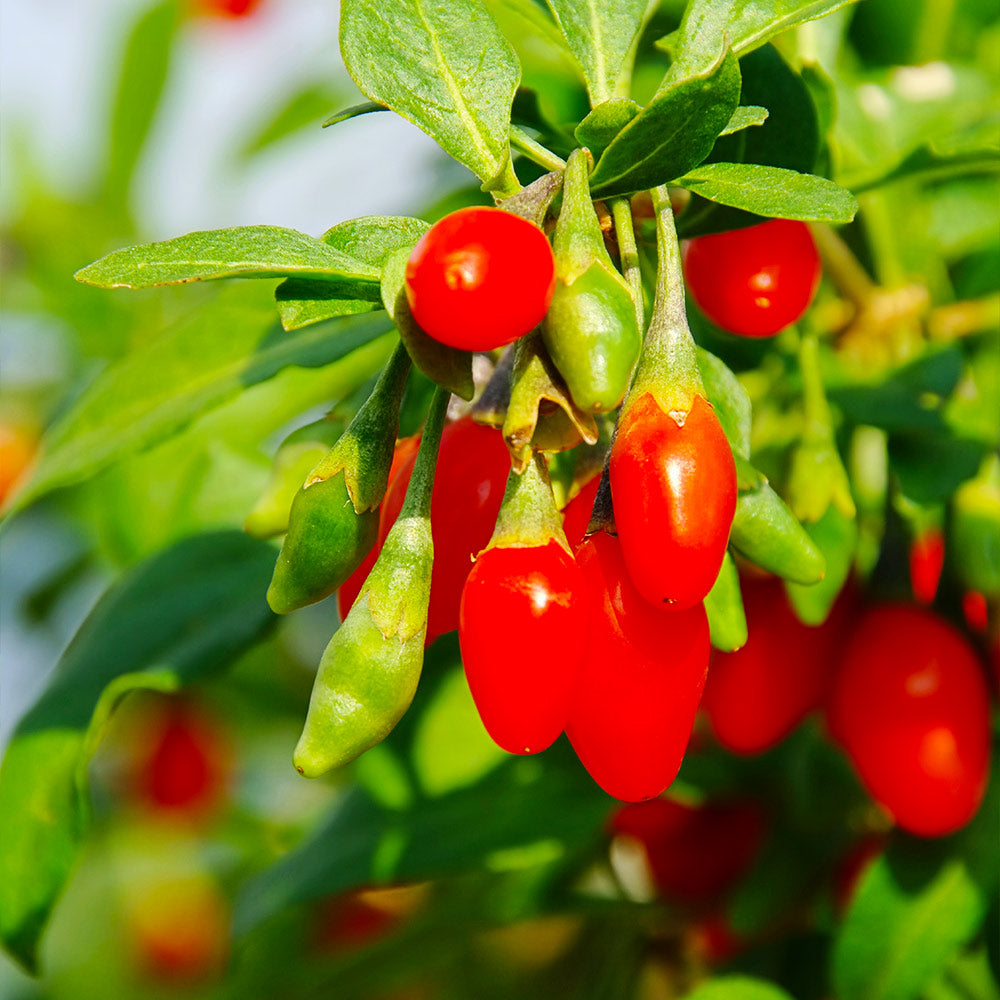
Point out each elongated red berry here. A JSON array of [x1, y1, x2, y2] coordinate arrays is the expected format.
[[567, 532, 710, 801], [610, 393, 736, 609], [460, 541, 587, 754]]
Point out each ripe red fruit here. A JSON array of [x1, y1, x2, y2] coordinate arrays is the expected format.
[[194, 0, 263, 17], [378, 416, 511, 643], [702, 577, 854, 755], [610, 797, 767, 904], [127, 699, 231, 820], [827, 604, 991, 837], [337, 434, 422, 620], [909, 528, 945, 605], [404, 207, 556, 351], [560, 472, 601, 551], [459, 540, 587, 754], [683, 219, 821, 337], [610, 393, 736, 609], [567, 532, 710, 801]]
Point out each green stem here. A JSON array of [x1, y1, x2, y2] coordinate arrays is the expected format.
[[611, 198, 644, 332], [628, 186, 702, 410], [508, 125, 567, 172], [798, 333, 834, 444], [398, 387, 450, 521]]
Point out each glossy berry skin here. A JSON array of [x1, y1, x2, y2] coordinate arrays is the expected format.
[[560, 473, 601, 551], [703, 577, 853, 755], [460, 541, 587, 754], [378, 416, 511, 643], [684, 219, 821, 337], [827, 604, 991, 838], [610, 797, 766, 904], [404, 207, 556, 351], [610, 393, 736, 609], [567, 532, 710, 801]]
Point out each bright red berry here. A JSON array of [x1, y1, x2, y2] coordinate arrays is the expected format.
[[826, 604, 991, 837], [378, 416, 511, 643], [610, 797, 766, 904], [404, 207, 556, 351], [610, 393, 736, 610], [567, 532, 710, 801], [459, 541, 587, 754], [560, 473, 601, 551], [684, 219, 821, 338], [194, 0, 263, 17], [909, 528, 945, 605], [702, 577, 854, 755]]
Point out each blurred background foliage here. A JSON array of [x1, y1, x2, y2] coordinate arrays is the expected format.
[[0, 0, 998, 998]]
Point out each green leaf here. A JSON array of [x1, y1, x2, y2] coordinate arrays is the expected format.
[[273, 217, 431, 331], [677, 46, 822, 237], [574, 98, 640, 159], [588, 48, 741, 198], [686, 977, 796, 1000], [381, 249, 475, 401], [6, 286, 392, 514], [74, 225, 380, 289], [340, 0, 521, 192], [833, 829, 995, 1000], [103, 0, 181, 211], [234, 754, 607, 935], [845, 143, 1000, 195], [889, 431, 986, 505], [659, 0, 858, 83], [0, 531, 276, 972], [677, 162, 858, 222], [240, 83, 351, 158], [320, 216, 431, 265], [720, 104, 769, 135], [321, 100, 388, 128], [545, 0, 655, 104], [697, 346, 751, 459]]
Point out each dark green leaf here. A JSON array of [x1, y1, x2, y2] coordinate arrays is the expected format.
[[74, 225, 380, 289], [589, 49, 741, 198], [0, 532, 277, 971], [381, 249, 474, 401], [340, 0, 521, 191], [720, 104, 769, 135], [845, 143, 1000, 194], [545, 0, 654, 104], [103, 0, 181, 210], [659, 0, 858, 83], [234, 754, 607, 935], [274, 281, 383, 331], [829, 347, 964, 432], [321, 100, 388, 128], [889, 432, 986, 504], [7, 286, 392, 513], [677, 162, 858, 222], [574, 99, 640, 159]]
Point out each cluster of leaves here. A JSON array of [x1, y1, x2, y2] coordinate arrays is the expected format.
[[0, 0, 997, 998]]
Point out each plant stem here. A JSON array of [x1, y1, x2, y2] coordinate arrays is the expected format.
[[811, 223, 876, 307], [508, 125, 567, 172], [399, 387, 449, 521], [610, 198, 644, 332]]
